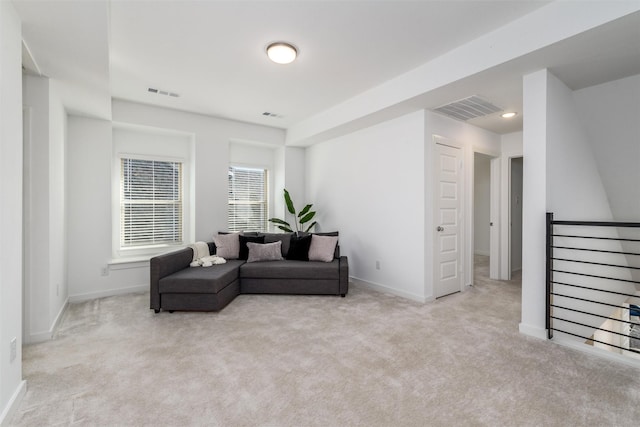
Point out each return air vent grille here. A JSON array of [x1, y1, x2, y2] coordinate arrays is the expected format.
[[148, 87, 179, 98], [434, 95, 502, 121]]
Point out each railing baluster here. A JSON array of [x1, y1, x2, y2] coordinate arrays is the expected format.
[[546, 212, 554, 339]]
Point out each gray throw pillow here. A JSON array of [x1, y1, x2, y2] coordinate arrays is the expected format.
[[308, 235, 338, 262], [247, 241, 283, 263], [212, 232, 240, 259], [261, 233, 292, 257]]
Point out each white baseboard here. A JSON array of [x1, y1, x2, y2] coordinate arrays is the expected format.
[[25, 297, 69, 344], [49, 296, 68, 336], [351, 277, 430, 303], [474, 250, 490, 256], [69, 284, 147, 303], [518, 322, 548, 340], [0, 380, 26, 427], [552, 336, 640, 369], [25, 330, 52, 344]]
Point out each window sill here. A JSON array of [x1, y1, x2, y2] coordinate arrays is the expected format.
[[109, 245, 186, 270], [108, 257, 150, 270]]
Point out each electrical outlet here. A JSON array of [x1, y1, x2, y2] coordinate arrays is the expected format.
[[100, 266, 109, 276], [376, 260, 381, 270], [10, 337, 16, 363]]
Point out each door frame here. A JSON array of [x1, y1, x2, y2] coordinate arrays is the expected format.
[[433, 135, 465, 297], [508, 156, 524, 277], [471, 148, 501, 282], [500, 150, 524, 280]]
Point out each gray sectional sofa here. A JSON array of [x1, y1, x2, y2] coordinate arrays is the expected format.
[[150, 232, 349, 313]]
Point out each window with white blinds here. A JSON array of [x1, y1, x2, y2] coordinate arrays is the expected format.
[[228, 166, 268, 232], [120, 158, 183, 247]]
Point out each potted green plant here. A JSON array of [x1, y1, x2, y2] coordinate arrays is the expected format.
[[269, 189, 316, 235]]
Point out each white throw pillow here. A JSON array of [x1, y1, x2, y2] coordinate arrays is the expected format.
[[308, 235, 338, 262], [212, 233, 240, 259], [247, 241, 283, 263]]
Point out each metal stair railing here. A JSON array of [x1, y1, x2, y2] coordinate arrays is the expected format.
[[546, 212, 640, 353]]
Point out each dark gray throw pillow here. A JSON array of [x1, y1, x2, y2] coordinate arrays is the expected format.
[[286, 234, 312, 261], [239, 235, 265, 260]]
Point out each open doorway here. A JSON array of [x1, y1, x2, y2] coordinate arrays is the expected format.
[[474, 153, 491, 277], [473, 152, 499, 280], [510, 157, 523, 279]]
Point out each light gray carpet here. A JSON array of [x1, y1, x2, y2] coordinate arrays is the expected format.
[[10, 257, 640, 426]]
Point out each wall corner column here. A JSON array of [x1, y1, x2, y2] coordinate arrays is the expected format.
[[520, 69, 550, 339]]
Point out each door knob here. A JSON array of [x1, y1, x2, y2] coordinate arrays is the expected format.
[[437, 226, 444, 232]]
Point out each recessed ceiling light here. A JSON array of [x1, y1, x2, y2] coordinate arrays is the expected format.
[[501, 112, 517, 118], [266, 42, 297, 64]]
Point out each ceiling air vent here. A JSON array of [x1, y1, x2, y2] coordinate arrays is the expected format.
[[433, 95, 502, 121], [148, 87, 179, 97]]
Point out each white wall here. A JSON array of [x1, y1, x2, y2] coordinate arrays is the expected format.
[[22, 76, 50, 340], [66, 100, 285, 301], [22, 75, 68, 343], [272, 146, 306, 228], [573, 74, 640, 284], [520, 70, 549, 339], [546, 73, 614, 221], [67, 116, 123, 300], [306, 111, 426, 301], [573, 74, 640, 222], [501, 131, 523, 155], [49, 80, 67, 334], [273, 148, 285, 222], [474, 154, 491, 256], [0, 1, 26, 422], [283, 147, 306, 224]]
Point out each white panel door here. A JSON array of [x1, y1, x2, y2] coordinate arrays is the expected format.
[[434, 142, 463, 298]]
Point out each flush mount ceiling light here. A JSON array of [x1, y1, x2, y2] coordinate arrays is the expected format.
[[501, 112, 518, 118], [266, 42, 297, 64]]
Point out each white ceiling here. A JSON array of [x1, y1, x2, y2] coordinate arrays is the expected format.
[[13, 1, 640, 138]]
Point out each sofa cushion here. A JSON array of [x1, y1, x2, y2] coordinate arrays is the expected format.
[[239, 235, 265, 260], [213, 233, 240, 259], [314, 231, 339, 237], [159, 260, 245, 293], [240, 259, 339, 280], [247, 241, 283, 263], [286, 234, 312, 261], [260, 232, 292, 257], [314, 232, 340, 258], [308, 235, 338, 262]]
